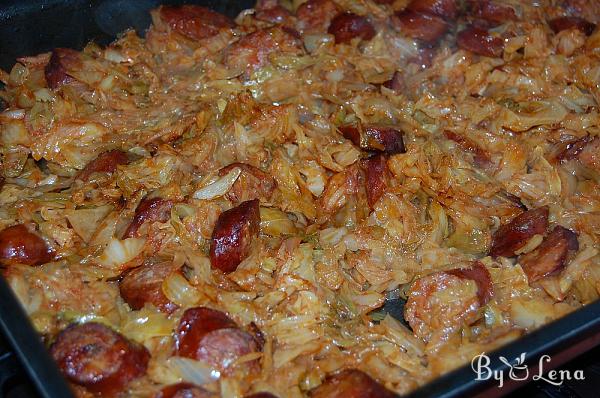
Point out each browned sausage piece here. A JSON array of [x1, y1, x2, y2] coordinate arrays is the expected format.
[[156, 382, 214, 398], [175, 307, 259, 372], [159, 5, 235, 40], [309, 369, 396, 398], [339, 124, 406, 154], [44, 48, 80, 90], [119, 261, 178, 313], [50, 322, 150, 395], [123, 197, 174, 238], [469, 1, 517, 25], [256, 6, 293, 25], [327, 12, 376, 44], [457, 26, 505, 57], [76, 149, 129, 182], [519, 226, 579, 283], [407, 0, 458, 20], [0, 224, 53, 266], [489, 207, 549, 258], [444, 130, 492, 169], [362, 154, 389, 209], [210, 199, 260, 273], [447, 261, 494, 305], [296, 0, 340, 34], [219, 163, 277, 203], [549, 16, 596, 36], [393, 10, 449, 43], [225, 27, 304, 73], [176, 307, 237, 357]]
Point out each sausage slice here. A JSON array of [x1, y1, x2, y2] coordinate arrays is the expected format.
[[175, 307, 259, 372], [159, 5, 235, 40], [296, 0, 340, 34], [457, 26, 504, 57], [210, 199, 260, 273], [327, 13, 376, 44], [489, 207, 549, 258], [0, 224, 53, 266], [309, 369, 396, 398], [123, 197, 174, 238], [50, 322, 149, 395], [447, 261, 494, 305], [407, 0, 458, 20], [76, 149, 129, 182], [519, 226, 579, 283], [469, 1, 517, 25], [362, 154, 389, 209], [393, 10, 449, 43], [225, 27, 304, 73], [45, 48, 80, 89], [339, 124, 405, 154], [119, 261, 178, 313], [549, 16, 595, 36]]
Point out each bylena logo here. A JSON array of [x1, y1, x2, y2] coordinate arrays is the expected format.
[[471, 352, 585, 388]]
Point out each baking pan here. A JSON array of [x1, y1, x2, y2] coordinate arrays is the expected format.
[[1, 1, 600, 397]]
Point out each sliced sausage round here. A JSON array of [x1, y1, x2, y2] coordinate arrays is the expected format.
[[407, 0, 458, 20], [50, 322, 150, 395], [447, 261, 494, 305], [327, 12, 376, 44], [159, 5, 235, 40], [339, 124, 406, 154], [255, 4, 293, 25], [469, 1, 517, 25], [549, 16, 596, 36], [123, 197, 174, 238], [76, 149, 129, 182], [393, 10, 449, 43], [296, 0, 340, 34], [309, 369, 396, 398], [119, 261, 178, 313], [225, 26, 304, 73], [210, 199, 260, 273], [489, 206, 549, 257], [362, 154, 389, 210], [457, 26, 505, 57], [519, 226, 579, 283], [45, 48, 80, 90], [175, 307, 259, 372], [0, 224, 53, 266]]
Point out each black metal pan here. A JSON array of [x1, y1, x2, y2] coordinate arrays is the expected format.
[[0, 1, 599, 397]]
